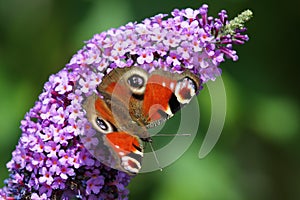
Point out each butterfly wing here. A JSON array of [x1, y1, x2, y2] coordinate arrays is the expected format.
[[105, 131, 143, 174], [98, 66, 201, 128], [83, 94, 144, 175], [83, 67, 201, 173], [142, 69, 201, 126]]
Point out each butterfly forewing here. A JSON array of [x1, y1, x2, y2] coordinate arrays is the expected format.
[[98, 67, 201, 128]]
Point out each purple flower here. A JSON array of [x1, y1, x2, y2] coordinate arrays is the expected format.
[[44, 141, 60, 158], [39, 167, 54, 185], [58, 165, 75, 180], [163, 32, 181, 48], [31, 193, 47, 200], [0, 4, 252, 199], [52, 177, 65, 189], [177, 41, 192, 59], [40, 184, 53, 197], [86, 176, 104, 194], [46, 157, 59, 173], [183, 8, 200, 20], [166, 50, 181, 66], [137, 49, 154, 64]]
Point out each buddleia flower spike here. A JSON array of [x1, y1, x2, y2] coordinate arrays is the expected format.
[[0, 4, 252, 199]]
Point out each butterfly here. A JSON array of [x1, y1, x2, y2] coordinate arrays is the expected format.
[[83, 66, 201, 174]]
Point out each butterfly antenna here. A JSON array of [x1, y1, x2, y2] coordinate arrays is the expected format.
[[153, 133, 191, 137], [148, 141, 163, 171]]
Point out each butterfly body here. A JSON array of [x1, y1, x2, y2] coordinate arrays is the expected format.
[[83, 66, 201, 174]]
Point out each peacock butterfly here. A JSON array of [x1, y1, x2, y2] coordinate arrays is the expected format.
[[83, 66, 201, 174]]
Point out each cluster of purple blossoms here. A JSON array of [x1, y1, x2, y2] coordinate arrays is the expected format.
[[0, 4, 251, 200]]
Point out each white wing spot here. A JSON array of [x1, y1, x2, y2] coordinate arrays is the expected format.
[[121, 156, 141, 174], [174, 78, 196, 104], [170, 82, 175, 90]]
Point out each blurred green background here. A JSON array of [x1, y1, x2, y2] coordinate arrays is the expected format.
[[0, 0, 299, 199]]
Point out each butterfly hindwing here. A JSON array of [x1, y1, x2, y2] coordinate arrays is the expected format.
[[83, 94, 144, 175]]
